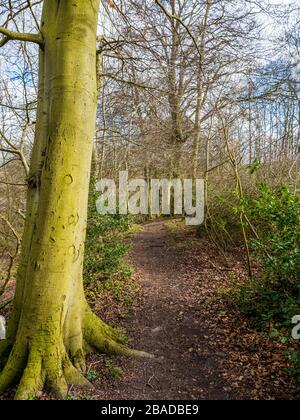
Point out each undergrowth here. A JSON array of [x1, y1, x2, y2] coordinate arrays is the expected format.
[[211, 181, 300, 383], [84, 180, 140, 319]]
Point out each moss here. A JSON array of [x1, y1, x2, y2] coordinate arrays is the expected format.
[[0, 1, 152, 400]]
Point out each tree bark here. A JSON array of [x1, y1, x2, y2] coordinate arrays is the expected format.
[[0, 0, 147, 400]]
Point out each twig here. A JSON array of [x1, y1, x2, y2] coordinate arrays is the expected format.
[[0, 215, 20, 296], [0, 298, 13, 310]]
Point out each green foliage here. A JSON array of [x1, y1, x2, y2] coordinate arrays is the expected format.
[[86, 370, 99, 382], [219, 183, 300, 383], [285, 349, 300, 384], [84, 180, 133, 284], [248, 159, 261, 175], [235, 184, 300, 325], [105, 359, 123, 379], [233, 281, 300, 327], [247, 184, 300, 284], [103, 276, 134, 303], [114, 331, 129, 344], [127, 223, 144, 235]]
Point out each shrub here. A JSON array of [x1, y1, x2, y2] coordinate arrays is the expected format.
[[83, 181, 133, 284], [236, 184, 300, 326]]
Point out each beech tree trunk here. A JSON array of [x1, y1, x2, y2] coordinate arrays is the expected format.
[[0, 0, 147, 400]]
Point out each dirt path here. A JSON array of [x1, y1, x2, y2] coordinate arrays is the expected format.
[[92, 221, 299, 401], [105, 221, 232, 400]]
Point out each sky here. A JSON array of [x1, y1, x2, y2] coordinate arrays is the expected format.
[[268, 0, 298, 4]]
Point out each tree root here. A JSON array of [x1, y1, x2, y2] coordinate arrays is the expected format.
[[0, 338, 28, 394], [84, 309, 153, 359], [0, 309, 153, 400], [15, 350, 44, 400]]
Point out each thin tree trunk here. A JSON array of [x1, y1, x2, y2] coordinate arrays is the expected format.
[[192, 0, 212, 179]]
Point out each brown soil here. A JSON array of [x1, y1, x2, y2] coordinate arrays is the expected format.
[[89, 221, 300, 400]]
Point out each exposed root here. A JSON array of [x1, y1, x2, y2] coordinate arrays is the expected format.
[[13, 350, 91, 400], [43, 349, 69, 399], [70, 347, 86, 373], [63, 355, 91, 389], [14, 350, 44, 400], [0, 339, 28, 394], [0, 309, 152, 399], [46, 373, 68, 400], [84, 309, 154, 359]]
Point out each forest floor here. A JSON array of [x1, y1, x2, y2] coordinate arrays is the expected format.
[[1, 220, 300, 400], [84, 220, 300, 401]]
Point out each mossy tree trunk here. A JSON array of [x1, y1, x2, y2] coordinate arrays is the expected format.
[[0, 0, 147, 400]]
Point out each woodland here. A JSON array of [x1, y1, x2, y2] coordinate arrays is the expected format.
[[0, 0, 299, 401]]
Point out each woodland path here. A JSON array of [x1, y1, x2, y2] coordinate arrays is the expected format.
[[103, 220, 232, 400], [92, 221, 299, 400]]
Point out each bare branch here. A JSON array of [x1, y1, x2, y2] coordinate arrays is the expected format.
[[0, 26, 43, 47], [154, 0, 202, 60], [0, 214, 20, 296]]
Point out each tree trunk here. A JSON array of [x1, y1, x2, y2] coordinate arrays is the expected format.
[[0, 0, 147, 400], [192, 77, 202, 179]]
